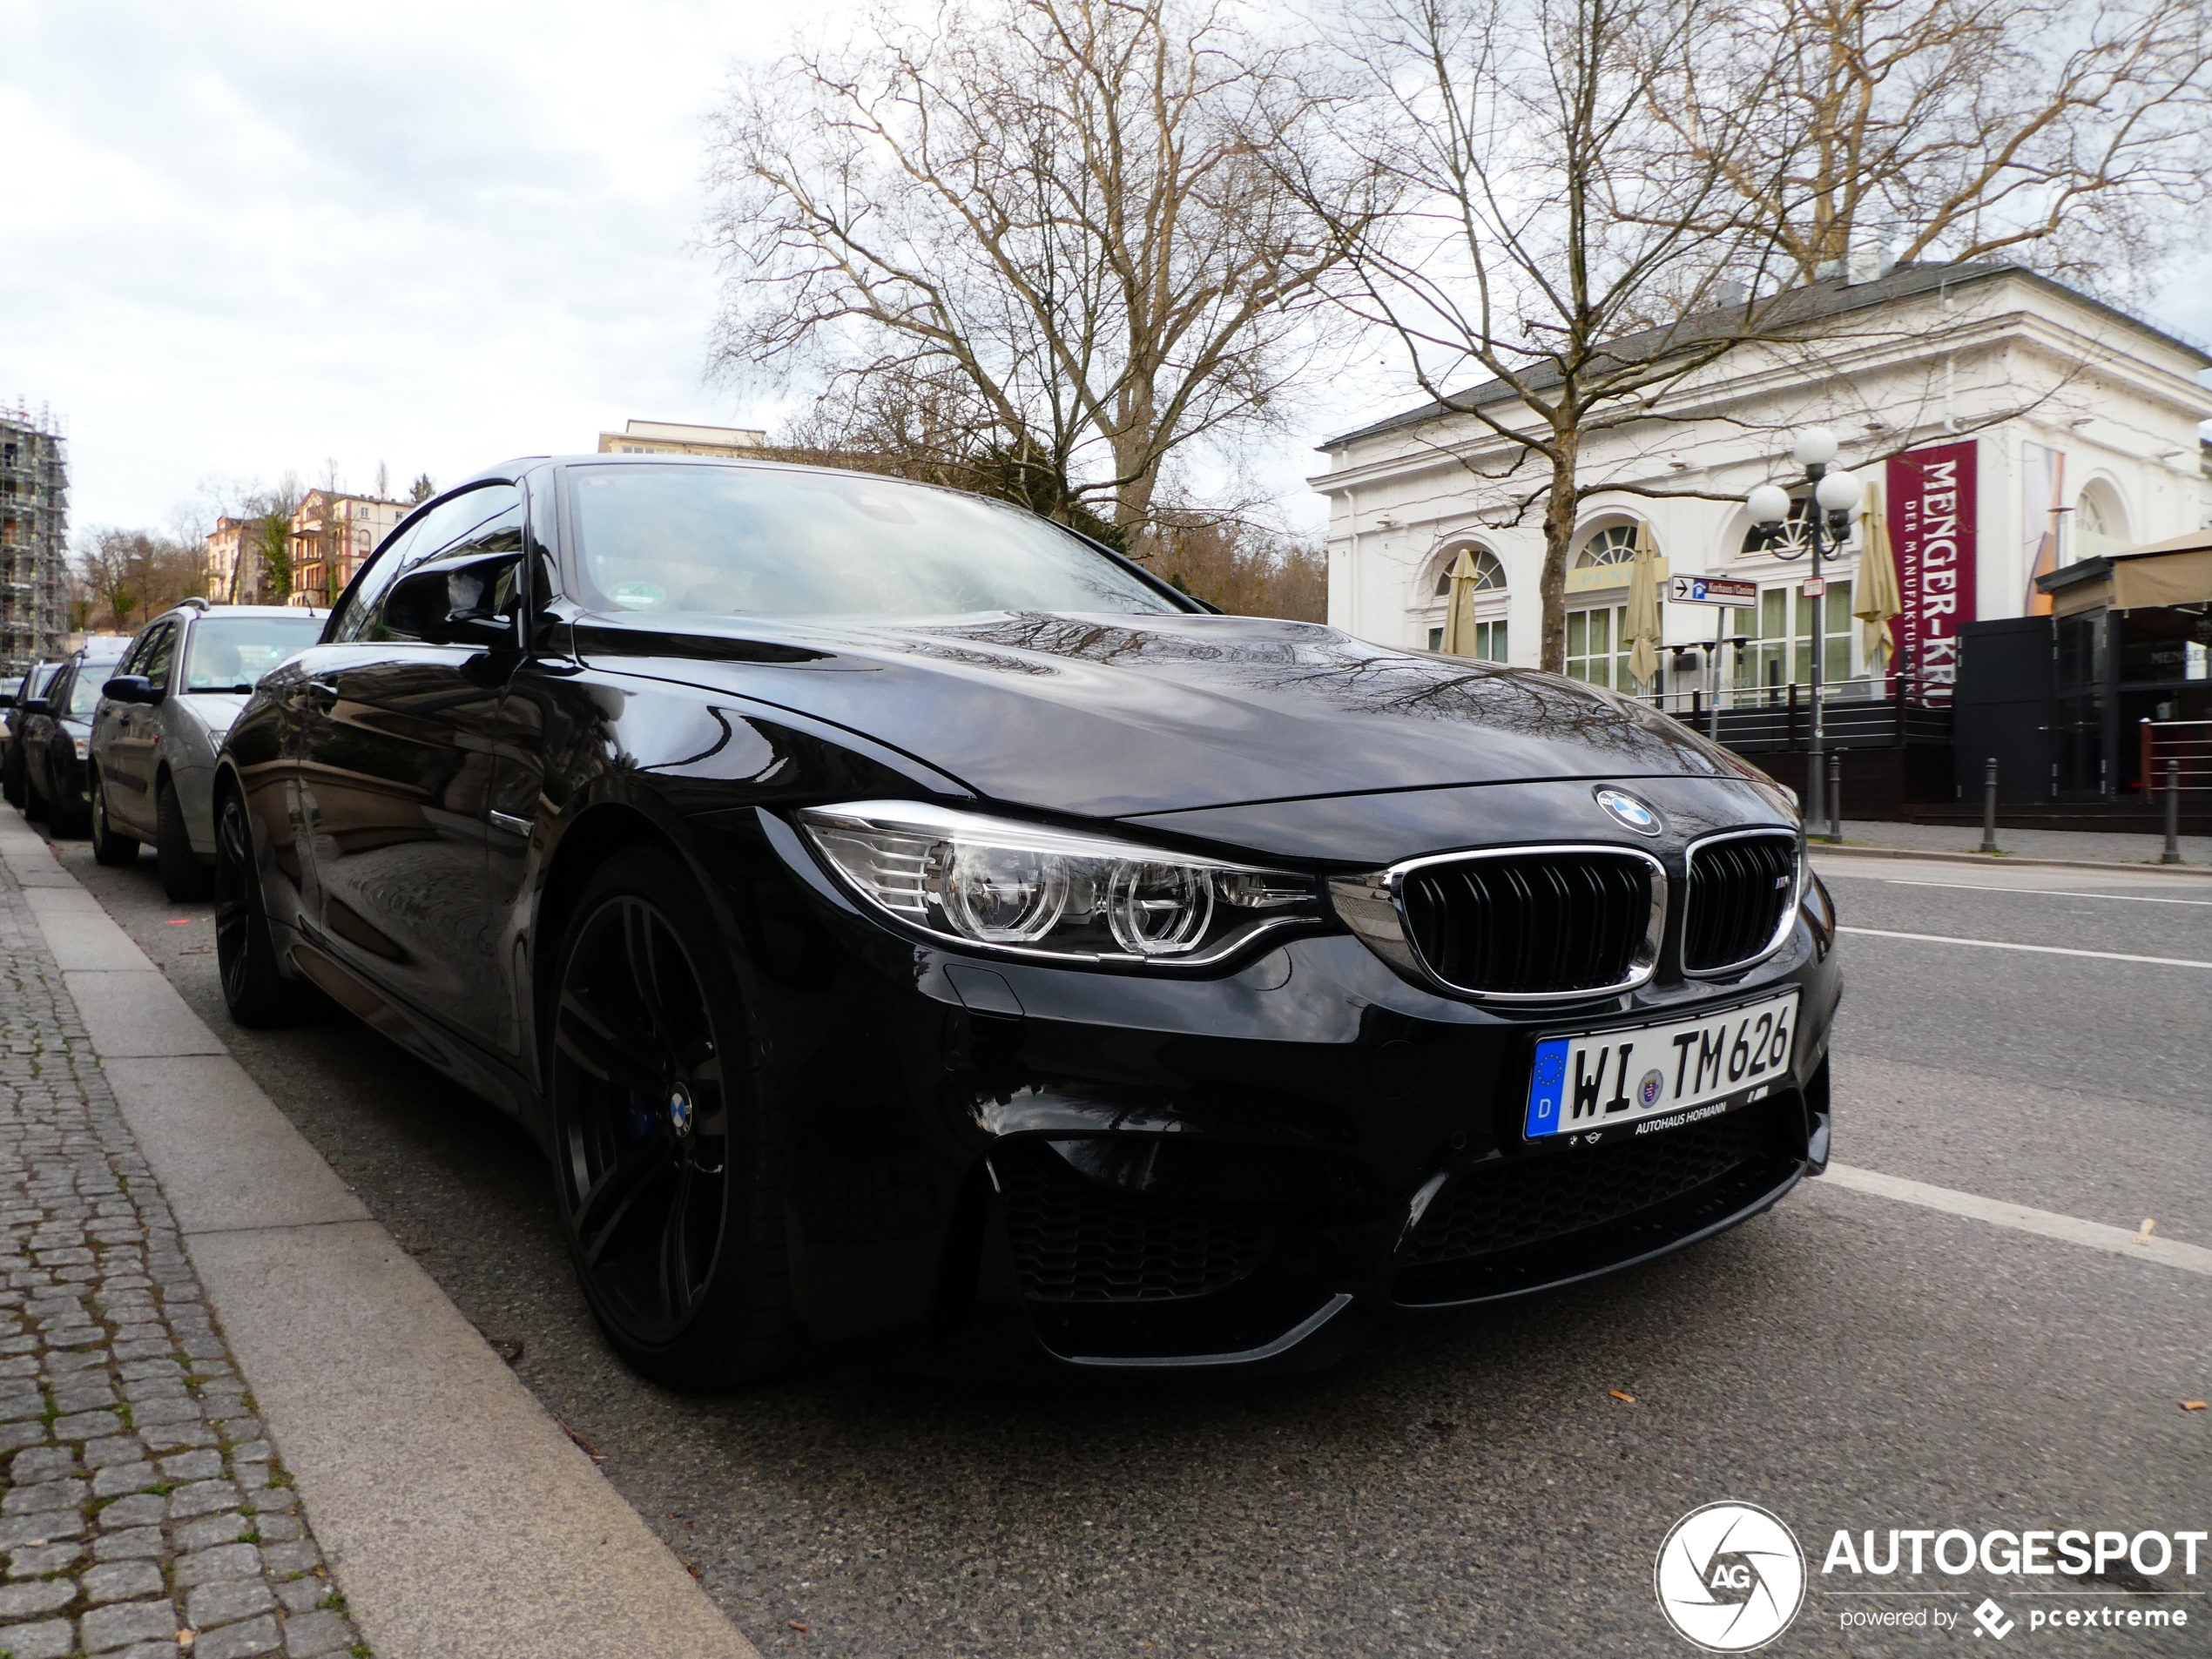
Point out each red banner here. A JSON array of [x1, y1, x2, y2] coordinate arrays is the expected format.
[[1885, 441, 1979, 705]]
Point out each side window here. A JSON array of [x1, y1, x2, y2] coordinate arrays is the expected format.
[[364, 488, 523, 643], [332, 484, 520, 643], [141, 624, 179, 691], [118, 625, 159, 678]]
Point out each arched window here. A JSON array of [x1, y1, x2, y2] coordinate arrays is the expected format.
[[2074, 482, 2130, 563], [1432, 547, 1506, 596], [1427, 545, 1508, 660], [1577, 524, 1642, 567]]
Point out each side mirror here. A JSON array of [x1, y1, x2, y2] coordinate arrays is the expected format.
[[0, 692, 13, 710], [385, 557, 522, 650], [103, 675, 159, 705], [19, 697, 49, 717]]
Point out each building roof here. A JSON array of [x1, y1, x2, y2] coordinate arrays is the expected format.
[[1319, 261, 2212, 452]]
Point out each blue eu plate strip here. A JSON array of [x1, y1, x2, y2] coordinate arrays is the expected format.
[[1526, 1037, 1569, 1138]]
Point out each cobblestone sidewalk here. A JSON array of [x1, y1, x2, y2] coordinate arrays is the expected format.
[[0, 856, 367, 1659]]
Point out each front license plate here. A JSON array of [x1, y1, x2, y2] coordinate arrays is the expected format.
[[1524, 990, 1801, 1143]]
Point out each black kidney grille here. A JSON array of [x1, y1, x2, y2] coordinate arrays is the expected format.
[[1401, 1106, 1774, 1269], [1400, 852, 1653, 995], [1684, 833, 1798, 972], [996, 1150, 1278, 1304]]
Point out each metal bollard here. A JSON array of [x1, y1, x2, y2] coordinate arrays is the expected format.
[[1979, 757, 2000, 853], [1826, 752, 1842, 844], [2164, 758, 2183, 865]]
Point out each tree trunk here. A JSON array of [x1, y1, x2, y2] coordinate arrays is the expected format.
[[1539, 428, 1580, 674]]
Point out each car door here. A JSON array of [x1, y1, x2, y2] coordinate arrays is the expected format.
[[24, 657, 77, 805], [102, 621, 174, 834], [293, 482, 523, 1048]]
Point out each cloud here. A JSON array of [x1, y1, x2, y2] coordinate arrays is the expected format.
[[0, 0, 786, 529]]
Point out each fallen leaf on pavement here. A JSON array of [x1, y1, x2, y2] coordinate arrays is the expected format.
[[788, 1620, 811, 1633], [2184, 1401, 2207, 1412], [2134, 1218, 2157, 1244], [1609, 1390, 1636, 1404]]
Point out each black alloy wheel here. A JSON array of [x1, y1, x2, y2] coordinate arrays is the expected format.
[[212, 786, 320, 1027], [156, 778, 212, 900], [90, 769, 140, 867], [550, 847, 794, 1387]]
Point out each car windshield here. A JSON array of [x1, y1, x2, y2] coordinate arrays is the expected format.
[[566, 464, 1177, 622], [182, 616, 324, 692]]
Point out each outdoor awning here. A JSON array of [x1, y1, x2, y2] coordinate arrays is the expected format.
[[2035, 527, 2212, 618]]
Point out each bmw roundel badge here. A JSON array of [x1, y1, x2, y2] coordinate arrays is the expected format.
[[1595, 786, 1663, 835]]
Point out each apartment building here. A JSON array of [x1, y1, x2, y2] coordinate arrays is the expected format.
[[286, 490, 411, 609], [0, 406, 71, 676], [595, 419, 765, 458]]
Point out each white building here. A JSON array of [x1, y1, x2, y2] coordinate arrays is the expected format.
[[596, 419, 766, 458], [1311, 262, 2212, 704]]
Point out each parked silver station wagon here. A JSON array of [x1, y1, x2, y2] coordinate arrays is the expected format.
[[90, 601, 327, 898]]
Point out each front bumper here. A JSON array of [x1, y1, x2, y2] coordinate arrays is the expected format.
[[703, 803, 1841, 1377]]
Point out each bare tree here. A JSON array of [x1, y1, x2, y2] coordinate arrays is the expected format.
[[1147, 518, 1330, 617], [1308, 0, 1821, 670], [1659, 0, 2212, 287], [706, 0, 1374, 542], [75, 529, 203, 631], [1312, 0, 2205, 670]]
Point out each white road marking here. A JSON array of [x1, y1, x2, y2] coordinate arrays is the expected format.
[[1837, 925, 2212, 969], [1819, 873, 2212, 907], [1821, 1164, 2212, 1278]]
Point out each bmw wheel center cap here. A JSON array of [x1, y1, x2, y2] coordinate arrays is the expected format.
[[1595, 786, 1663, 836]]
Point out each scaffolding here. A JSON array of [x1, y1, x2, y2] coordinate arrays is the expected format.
[[0, 401, 69, 678]]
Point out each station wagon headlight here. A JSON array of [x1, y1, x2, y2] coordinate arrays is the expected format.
[[798, 801, 1319, 965]]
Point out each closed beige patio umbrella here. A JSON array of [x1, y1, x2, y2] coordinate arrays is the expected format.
[[1625, 523, 1662, 692], [1854, 477, 1902, 673], [1439, 546, 1482, 657]]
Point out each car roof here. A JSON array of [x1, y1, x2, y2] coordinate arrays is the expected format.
[[156, 604, 326, 623]]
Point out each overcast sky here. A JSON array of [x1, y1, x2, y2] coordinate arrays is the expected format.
[[4, 0, 2208, 543]]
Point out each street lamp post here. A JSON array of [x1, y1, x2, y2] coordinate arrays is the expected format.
[[1747, 430, 1864, 842]]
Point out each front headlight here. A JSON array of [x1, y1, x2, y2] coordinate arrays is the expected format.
[[796, 800, 1322, 966]]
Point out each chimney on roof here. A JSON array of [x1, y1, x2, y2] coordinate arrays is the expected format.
[[1844, 226, 1898, 287]]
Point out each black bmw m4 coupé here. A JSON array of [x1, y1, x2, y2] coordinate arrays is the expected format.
[[214, 456, 1839, 1385]]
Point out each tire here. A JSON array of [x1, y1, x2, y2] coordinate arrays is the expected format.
[[547, 846, 797, 1388], [1, 743, 21, 809], [22, 766, 46, 821], [91, 769, 141, 867], [212, 784, 323, 1027], [51, 766, 90, 839], [155, 777, 212, 900]]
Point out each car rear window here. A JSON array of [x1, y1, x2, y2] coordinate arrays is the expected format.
[[182, 616, 326, 691], [566, 465, 1177, 622]]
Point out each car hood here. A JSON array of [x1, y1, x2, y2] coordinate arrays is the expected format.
[[174, 692, 250, 736], [576, 610, 1742, 819]]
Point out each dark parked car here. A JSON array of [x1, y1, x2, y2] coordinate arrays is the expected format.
[[89, 601, 328, 898], [20, 639, 132, 833], [214, 457, 1840, 1386], [2, 659, 64, 808]]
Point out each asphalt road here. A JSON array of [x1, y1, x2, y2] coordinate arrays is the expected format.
[[40, 830, 2212, 1657]]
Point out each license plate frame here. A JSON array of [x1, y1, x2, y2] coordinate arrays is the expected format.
[[1522, 989, 1801, 1148]]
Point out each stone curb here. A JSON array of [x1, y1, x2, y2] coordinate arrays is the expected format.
[[0, 815, 759, 1659], [1809, 843, 2211, 879]]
